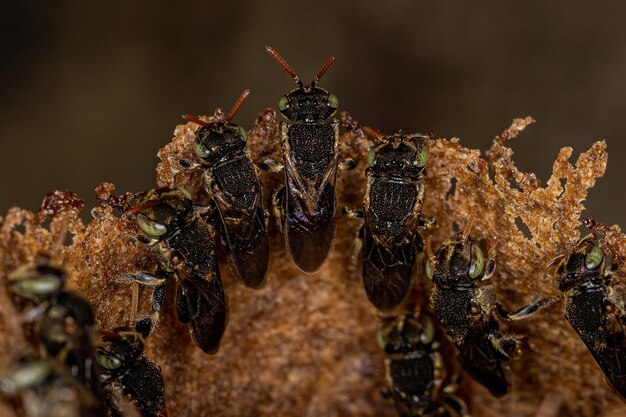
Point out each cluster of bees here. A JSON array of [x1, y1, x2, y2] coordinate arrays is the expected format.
[[1, 46, 625, 417]]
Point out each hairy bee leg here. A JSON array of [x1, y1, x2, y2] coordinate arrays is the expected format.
[[338, 158, 356, 170], [133, 282, 167, 337], [102, 380, 125, 417], [489, 332, 523, 359], [272, 187, 286, 233], [259, 159, 284, 173], [496, 296, 559, 321], [120, 272, 166, 287]]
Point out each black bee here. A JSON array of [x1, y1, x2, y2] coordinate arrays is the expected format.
[[181, 90, 269, 289], [8, 260, 102, 398], [96, 325, 167, 417], [262, 46, 353, 273], [548, 232, 626, 399], [426, 221, 557, 397], [124, 187, 228, 354], [378, 313, 469, 417], [344, 127, 430, 311], [0, 358, 105, 417]]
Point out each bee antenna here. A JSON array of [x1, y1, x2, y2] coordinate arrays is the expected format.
[[362, 126, 386, 142], [462, 215, 476, 242], [312, 56, 335, 86], [425, 236, 437, 263], [265, 46, 302, 87], [547, 254, 566, 268], [129, 282, 139, 325], [182, 114, 209, 127], [123, 200, 161, 217], [225, 89, 250, 122]]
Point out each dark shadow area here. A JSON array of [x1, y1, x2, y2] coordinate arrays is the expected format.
[[0, 1, 624, 227]]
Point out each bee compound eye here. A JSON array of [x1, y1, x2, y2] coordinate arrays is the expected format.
[[585, 245, 604, 270], [367, 150, 376, 167], [239, 125, 248, 141], [95, 348, 122, 370], [469, 244, 485, 279], [415, 146, 428, 168], [1, 361, 50, 392], [278, 95, 289, 111], [14, 273, 62, 297], [136, 213, 168, 237], [193, 138, 211, 159], [327, 93, 339, 109]]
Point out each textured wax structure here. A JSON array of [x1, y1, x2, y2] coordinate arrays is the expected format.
[[1, 112, 625, 417]]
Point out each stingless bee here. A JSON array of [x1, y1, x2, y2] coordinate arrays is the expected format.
[[124, 187, 228, 354], [181, 90, 269, 289]]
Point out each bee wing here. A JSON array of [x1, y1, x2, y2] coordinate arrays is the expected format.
[[214, 190, 269, 289], [177, 273, 229, 354], [585, 325, 626, 399], [284, 161, 338, 273], [362, 225, 417, 311], [456, 326, 510, 397], [566, 288, 626, 399]]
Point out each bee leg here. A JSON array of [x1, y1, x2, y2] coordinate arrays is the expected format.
[[349, 226, 364, 272], [442, 393, 471, 417], [442, 372, 463, 394], [193, 203, 217, 223], [433, 351, 446, 391], [342, 207, 364, 272], [119, 272, 166, 286], [121, 272, 167, 336], [102, 380, 125, 417], [272, 187, 286, 233], [607, 284, 626, 312], [417, 217, 436, 229], [259, 159, 284, 173], [134, 281, 167, 337], [496, 296, 559, 321], [488, 333, 521, 359], [180, 159, 205, 170], [338, 158, 356, 171]]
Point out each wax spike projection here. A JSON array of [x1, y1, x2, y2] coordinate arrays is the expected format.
[[1, 113, 624, 417]]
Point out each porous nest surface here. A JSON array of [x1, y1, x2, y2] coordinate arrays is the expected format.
[[0, 111, 624, 417]]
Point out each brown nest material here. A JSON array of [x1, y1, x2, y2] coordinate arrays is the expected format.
[[0, 112, 624, 417]]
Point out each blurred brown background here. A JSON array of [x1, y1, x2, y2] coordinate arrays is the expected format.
[[0, 1, 624, 227]]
